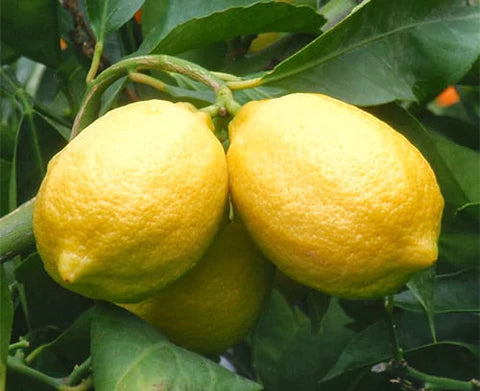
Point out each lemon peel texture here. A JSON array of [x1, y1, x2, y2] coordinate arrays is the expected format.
[[121, 221, 274, 355], [227, 93, 444, 299], [33, 100, 228, 303]]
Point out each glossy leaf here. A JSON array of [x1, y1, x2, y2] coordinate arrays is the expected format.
[[395, 271, 480, 314], [1, 0, 60, 67], [318, 0, 359, 31], [419, 111, 479, 151], [141, 0, 266, 46], [405, 342, 479, 381], [406, 267, 437, 342], [323, 311, 479, 381], [456, 202, 480, 224], [91, 303, 262, 391], [140, 2, 324, 55], [251, 291, 355, 391], [0, 265, 13, 390], [260, 0, 480, 105], [86, 0, 145, 42]]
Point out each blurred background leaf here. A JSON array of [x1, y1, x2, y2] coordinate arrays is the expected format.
[[86, 0, 145, 42], [1, 0, 60, 67]]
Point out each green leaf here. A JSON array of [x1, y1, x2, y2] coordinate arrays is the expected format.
[[141, 0, 262, 45], [15, 253, 92, 330], [260, 0, 480, 105], [0, 265, 13, 390], [86, 0, 145, 42], [404, 342, 479, 380], [431, 132, 480, 206], [323, 311, 479, 381], [251, 291, 354, 391], [91, 303, 262, 391], [13, 110, 67, 204], [26, 308, 93, 377], [0, 0, 60, 67], [99, 77, 129, 116], [318, 0, 359, 31], [419, 111, 479, 151], [395, 271, 480, 314], [140, 2, 324, 56], [456, 202, 480, 224], [406, 267, 437, 342]]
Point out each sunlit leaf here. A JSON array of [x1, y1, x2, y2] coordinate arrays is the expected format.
[[91, 303, 262, 391], [260, 0, 480, 105]]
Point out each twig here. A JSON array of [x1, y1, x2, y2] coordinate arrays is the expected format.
[[62, 0, 109, 72]]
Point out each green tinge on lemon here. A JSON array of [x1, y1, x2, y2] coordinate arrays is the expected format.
[[120, 221, 274, 355]]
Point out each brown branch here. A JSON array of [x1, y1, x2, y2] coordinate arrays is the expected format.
[[61, 0, 110, 72]]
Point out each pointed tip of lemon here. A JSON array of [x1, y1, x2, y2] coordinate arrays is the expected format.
[[57, 252, 90, 284]]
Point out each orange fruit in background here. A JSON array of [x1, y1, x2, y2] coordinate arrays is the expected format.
[[435, 86, 460, 107]]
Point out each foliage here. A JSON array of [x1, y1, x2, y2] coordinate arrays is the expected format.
[[1, 0, 479, 390]]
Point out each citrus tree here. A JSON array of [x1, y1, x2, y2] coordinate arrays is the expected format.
[[1, 0, 479, 390]]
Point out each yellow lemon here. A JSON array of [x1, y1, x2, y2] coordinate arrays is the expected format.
[[227, 93, 444, 299], [120, 221, 274, 355], [33, 100, 228, 303]]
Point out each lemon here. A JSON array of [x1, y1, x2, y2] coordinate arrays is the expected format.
[[227, 93, 444, 299], [120, 221, 274, 355], [33, 100, 228, 303], [249, 32, 279, 53]]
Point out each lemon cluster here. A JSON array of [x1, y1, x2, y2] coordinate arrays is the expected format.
[[33, 93, 443, 354]]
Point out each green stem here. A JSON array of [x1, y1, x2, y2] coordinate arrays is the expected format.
[[0, 199, 35, 263], [200, 105, 221, 117], [64, 357, 92, 386], [128, 72, 167, 92], [384, 295, 403, 361], [8, 340, 30, 351], [211, 71, 241, 81], [71, 54, 225, 139], [7, 355, 93, 390], [86, 41, 104, 83], [7, 355, 63, 388], [215, 87, 242, 116], [403, 365, 479, 391], [58, 377, 93, 391], [25, 341, 51, 364], [226, 77, 262, 90]]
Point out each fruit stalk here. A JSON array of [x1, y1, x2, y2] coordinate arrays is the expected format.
[[71, 55, 226, 139]]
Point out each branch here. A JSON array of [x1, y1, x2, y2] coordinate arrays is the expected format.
[[6, 355, 93, 390], [0, 199, 35, 263], [71, 55, 226, 138], [381, 295, 479, 390]]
